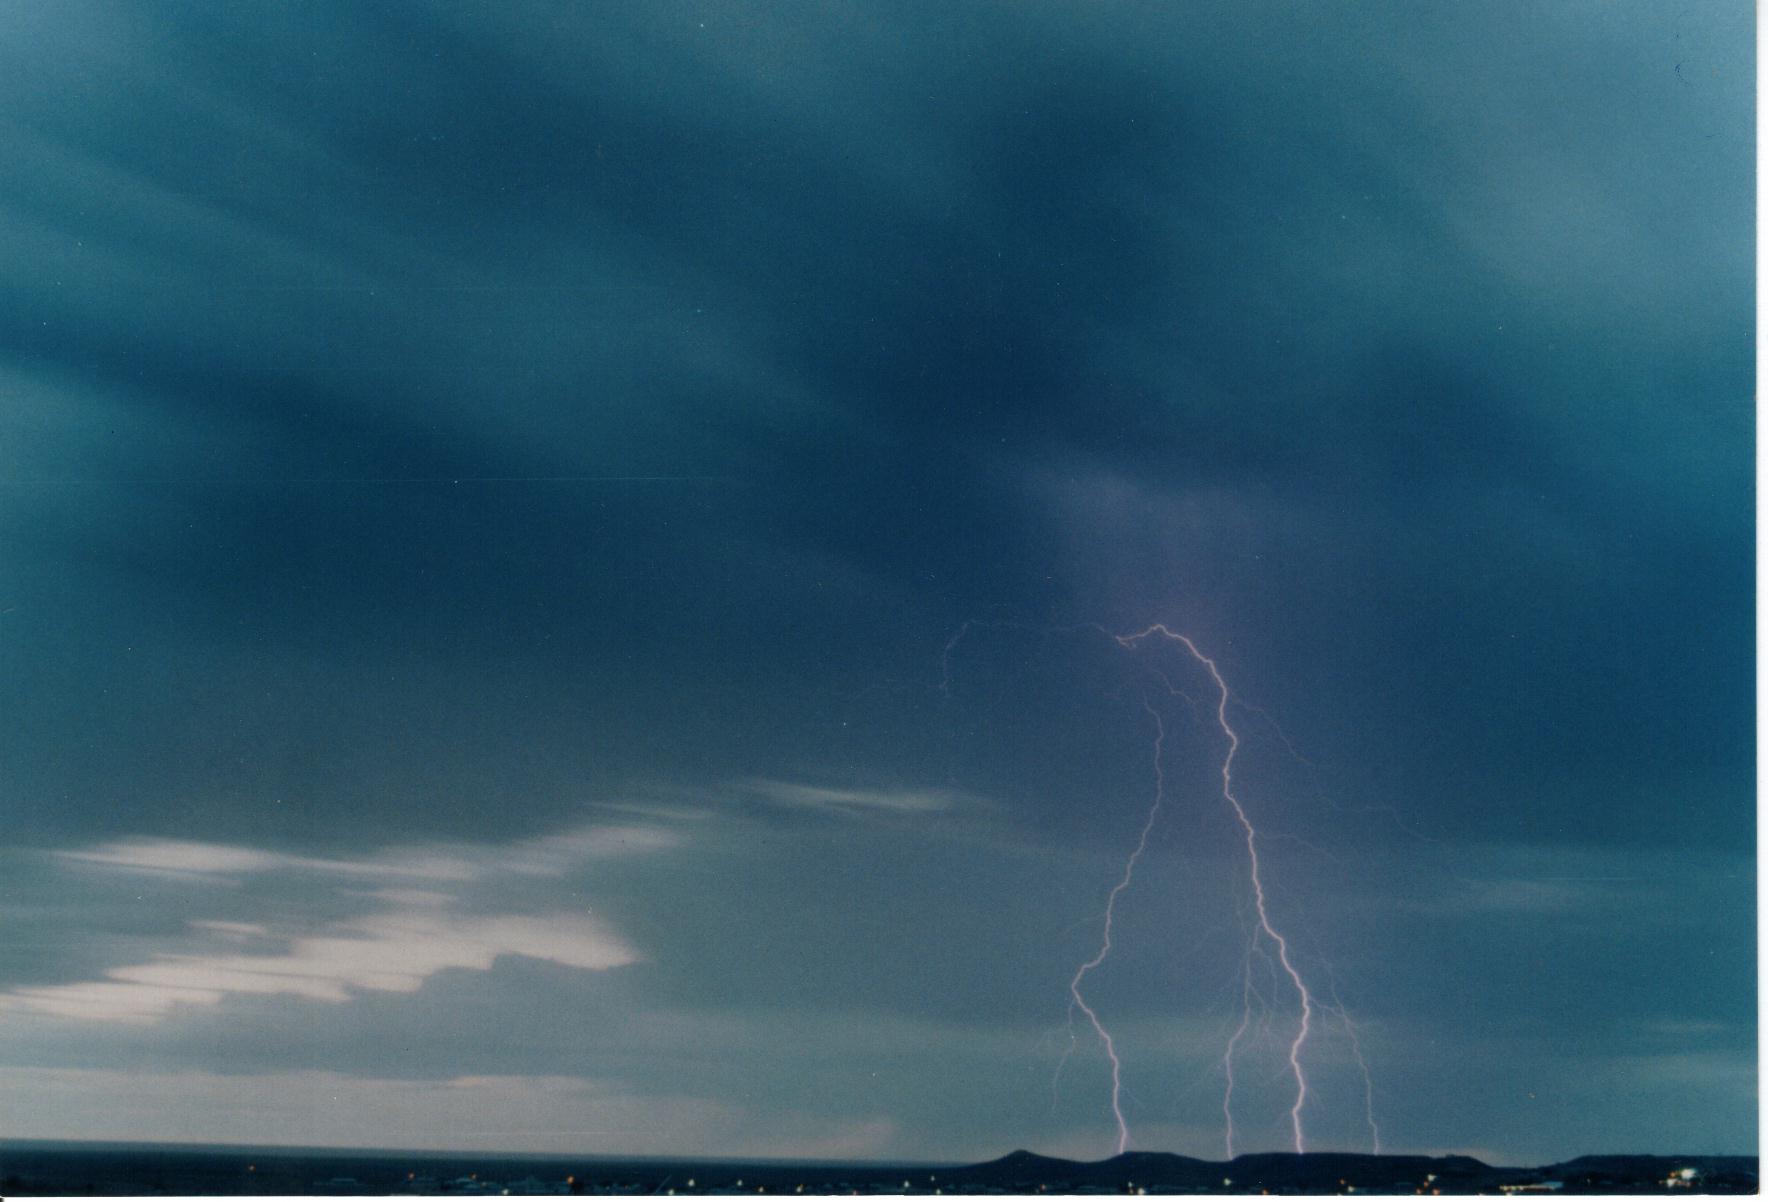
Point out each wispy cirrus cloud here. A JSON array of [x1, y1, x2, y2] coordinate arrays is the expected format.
[[8, 818, 679, 1023], [1, 909, 636, 1023], [737, 778, 983, 816], [54, 820, 678, 884], [11, 782, 999, 1027]]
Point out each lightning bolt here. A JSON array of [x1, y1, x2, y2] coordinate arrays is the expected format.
[[1115, 624, 1315, 1154], [1322, 972, 1382, 1154], [1221, 935, 1256, 1158], [1064, 698, 1168, 1154], [943, 619, 1361, 1157]]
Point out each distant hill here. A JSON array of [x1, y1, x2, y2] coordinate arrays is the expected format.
[[1540, 1154, 1759, 1190], [948, 1148, 1757, 1193]]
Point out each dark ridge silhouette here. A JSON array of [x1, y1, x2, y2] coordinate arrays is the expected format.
[[0, 1140, 1756, 1195], [923, 1148, 1756, 1194], [956, 1149, 1497, 1192], [1539, 1154, 1760, 1191]]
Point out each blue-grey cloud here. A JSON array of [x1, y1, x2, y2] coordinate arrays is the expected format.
[[0, 0, 1751, 1163]]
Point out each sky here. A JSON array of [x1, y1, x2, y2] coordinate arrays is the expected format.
[[0, 0, 1755, 1168]]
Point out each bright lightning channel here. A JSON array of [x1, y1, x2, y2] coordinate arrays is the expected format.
[[942, 620, 1360, 1158], [1115, 623, 1316, 1156], [1065, 699, 1168, 1155]]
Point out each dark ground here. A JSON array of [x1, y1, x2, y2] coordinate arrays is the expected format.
[[0, 1141, 1756, 1195]]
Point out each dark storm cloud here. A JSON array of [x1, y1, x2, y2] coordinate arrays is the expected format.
[[4, 0, 1749, 850], [0, 0, 1752, 1163]]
